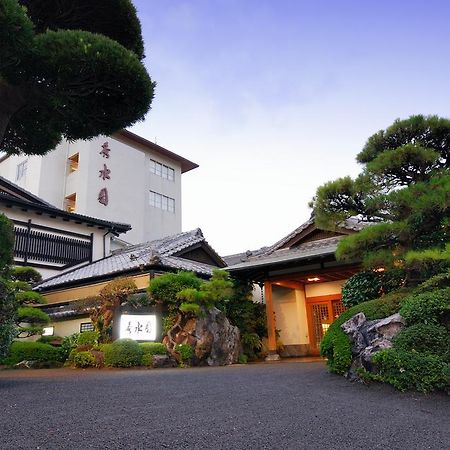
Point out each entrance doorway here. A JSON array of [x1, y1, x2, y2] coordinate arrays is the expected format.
[[307, 295, 346, 354]]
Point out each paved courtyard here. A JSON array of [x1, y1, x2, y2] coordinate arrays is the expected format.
[[1, 361, 449, 449]]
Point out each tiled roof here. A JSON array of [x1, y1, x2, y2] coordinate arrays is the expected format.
[[0, 176, 131, 232], [227, 236, 344, 271], [224, 216, 365, 271], [36, 228, 220, 291]]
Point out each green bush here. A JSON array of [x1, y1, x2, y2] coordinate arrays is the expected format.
[[73, 351, 96, 368], [139, 342, 166, 356], [104, 339, 143, 367], [10, 266, 42, 284], [373, 349, 448, 393], [15, 291, 47, 304], [393, 324, 450, 361], [1, 341, 61, 365], [416, 270, 450, 292], [320, 289, 411, 374], [175, 344, 193, 363], [341, 269, 406, 307], [399, 288, 450, 325], [238, 354, 248, 364], [141, 353, 153, 367], [17, 307, 49, 323], [37, 335, 62, 344], [77, 330, 99, 347], [60, 333, 79, 360]]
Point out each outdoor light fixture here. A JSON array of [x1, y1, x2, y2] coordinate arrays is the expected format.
[[374, 267, 385, 272], [307, 276, 320, 282], [42, 327, 54, 336]]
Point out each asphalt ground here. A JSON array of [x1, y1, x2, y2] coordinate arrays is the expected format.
[[1, 361, 449, 450]]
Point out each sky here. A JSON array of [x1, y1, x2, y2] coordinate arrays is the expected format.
[[130, 0, 450, 256]]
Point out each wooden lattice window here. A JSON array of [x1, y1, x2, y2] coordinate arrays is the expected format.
[[332, 300, 346, 319]]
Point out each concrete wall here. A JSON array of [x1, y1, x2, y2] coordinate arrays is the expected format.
[[52, 317, 91, 337], [0, 133, 187, 244]]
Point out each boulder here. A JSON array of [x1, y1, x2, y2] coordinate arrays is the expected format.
[[169, 307, 240, 366], [341, 312, 405, 379], [152, 355, 177, 369]]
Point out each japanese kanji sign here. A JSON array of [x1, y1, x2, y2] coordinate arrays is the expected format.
[[98, 141, 111, 205], [98, 187, 109, 206], [119, 314, 157, 341], [99, 142, 111, 158]]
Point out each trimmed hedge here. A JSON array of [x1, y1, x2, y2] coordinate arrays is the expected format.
[[73, 351, 96, 368], [1, 341, 62, 365], [399, 288, 450, 325], [104, 339, 143, 367], [373, 349, 448, 393], [139, 342, 166, 356], [77, 331, 99, 347], [393, 323, 450, 361]]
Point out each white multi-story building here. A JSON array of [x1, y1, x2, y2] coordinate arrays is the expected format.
[[0, 130, 198, 245]]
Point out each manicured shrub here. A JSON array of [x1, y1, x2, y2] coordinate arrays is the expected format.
[[15, 291, 47, 304], [399, 288, 450, 325], [17, 307, 49, 323], [139, 342, 166, 356], [238, 354, 248, 364], [73, 351, 96, 368], [393, 324, 450, 361], [37, 335, 63, 344], [60, 333, 80, 360], [175, 344, 193, 363], [141, 353, 153, 367], [2, 341, 61, 365], [373, 349, 448, 393], [341, 269, 405, 307], [320, 289, 411, 374], [77, 330, 99, 347], [104, 339, 143, 367], [416, 270, 450, 292]]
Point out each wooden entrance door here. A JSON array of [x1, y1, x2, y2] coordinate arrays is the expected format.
[[307, 295, 346, 354]]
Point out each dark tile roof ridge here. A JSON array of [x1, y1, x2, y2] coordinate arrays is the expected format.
[[264, 218, 315, 254], [0, 175, 55, 207]]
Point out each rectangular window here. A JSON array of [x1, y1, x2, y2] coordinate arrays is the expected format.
[[16, 160, 28, 181], [68, 153, 79, 173], [80, 322, 94, 333], [150, 159, 174, 181], [64, 193, 76, 213], [149, 191, 175, 213], [168, 198, 175, 213]]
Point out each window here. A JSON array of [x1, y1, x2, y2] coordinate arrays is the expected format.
[[64, 193, 76, 213], [150, 159, 175, 181], [16, 159, 28, 181], [149, 191, 175, 213], [80, 322, 94, 333], [68, 153, 79, 173]]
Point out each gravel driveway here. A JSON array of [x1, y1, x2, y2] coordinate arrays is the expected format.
[[1, 361, 449, 449]]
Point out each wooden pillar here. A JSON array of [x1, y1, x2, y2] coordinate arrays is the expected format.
[[264, 281, 280, 361]]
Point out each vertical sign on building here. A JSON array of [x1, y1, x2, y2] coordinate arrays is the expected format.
[[98, 142, 111, 206]]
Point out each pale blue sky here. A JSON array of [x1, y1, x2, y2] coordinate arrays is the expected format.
[[131, 0, 450, 255]]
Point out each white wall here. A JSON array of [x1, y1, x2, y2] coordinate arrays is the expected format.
[[305, 280, 345, 297], [1, 134, 186, 244], [0, 205, 111, 279], [52, 317, 91, 337], [273, 286, 302, 345]]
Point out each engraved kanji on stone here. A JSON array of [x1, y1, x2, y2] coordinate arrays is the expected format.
[[98, 188, 109, 206], [99, 142, 111, 158], [99, 164, 111, 180]]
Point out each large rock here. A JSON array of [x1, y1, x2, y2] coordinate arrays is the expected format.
[[341, 312, 405, 379], [165, 307, 240, 366]]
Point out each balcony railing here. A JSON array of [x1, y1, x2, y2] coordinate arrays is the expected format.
[[13, 220, 93, 269]]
